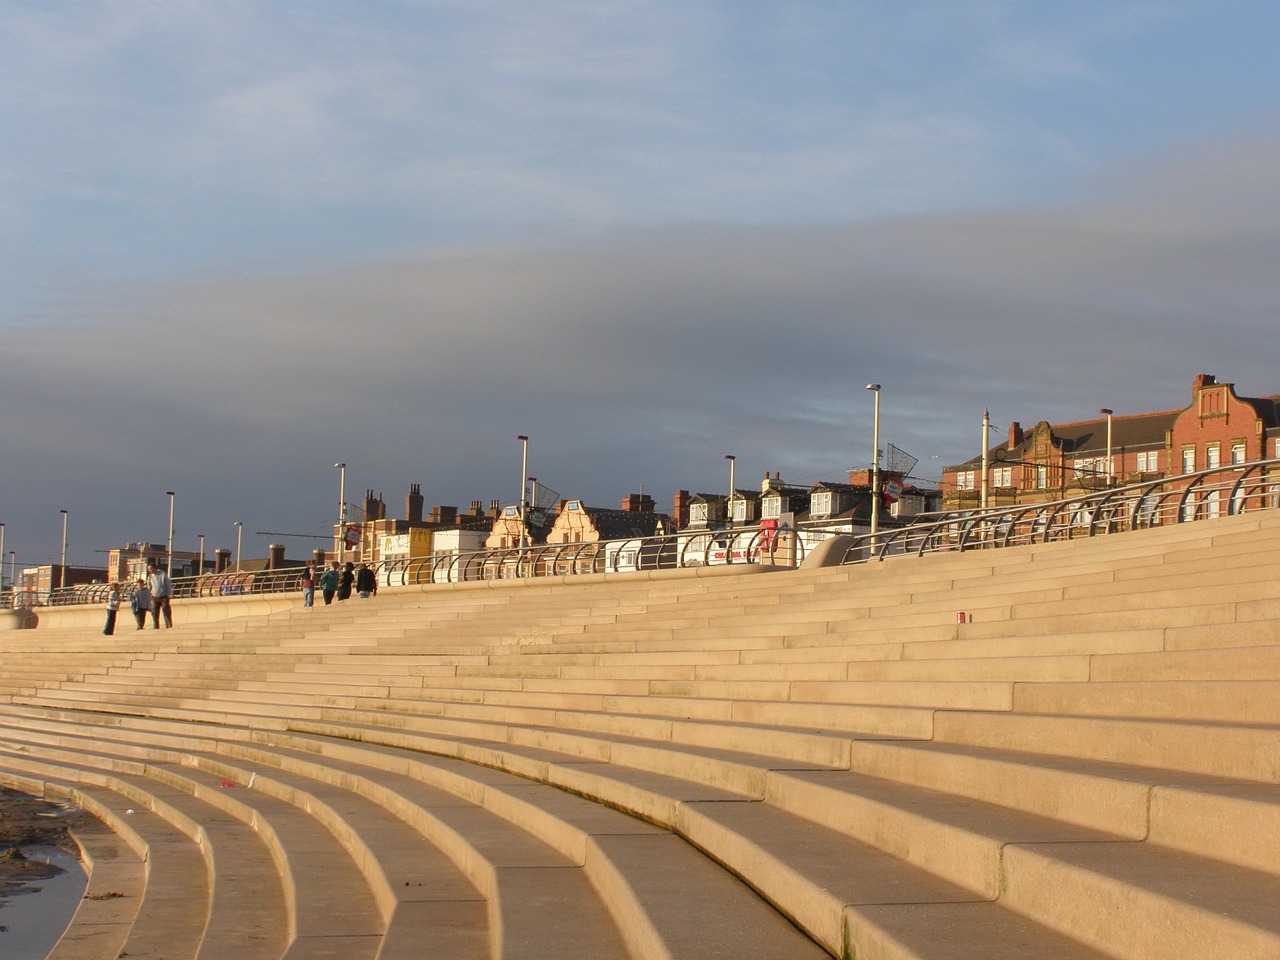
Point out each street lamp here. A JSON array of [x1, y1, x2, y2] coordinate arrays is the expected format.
[[0, 523, 4, 600], [197, 533, 205, 578], [166, 491, 176, 578], [59, 509, 69, 592], [866, 384, 882, 536], [980, 409, 991, 511], [724, 455, 737, 528], [234, 521, 243, 573], [516, 436, 529, 551], [1099, 409, 1114, 486], [334, 462, 347, 563]]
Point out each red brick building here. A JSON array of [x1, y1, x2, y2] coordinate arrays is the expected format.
[[942, 374, 1280, 507]]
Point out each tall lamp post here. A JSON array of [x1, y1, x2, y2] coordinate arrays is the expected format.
[[197, 533, 205, 578], [516, 436, 529, 551], [1099, 409, 1114, 486], [165, 491, 176, 578], [724, 455, 737, 528], [0, 522, 4, 601], [59, 509, 69, 593], [234, 521, 243, 573], [981, 409, 991, 512], [334, 462, 347, 563], [866, 384, 882, 536]]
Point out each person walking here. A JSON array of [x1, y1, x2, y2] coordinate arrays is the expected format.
[[356, 563, 377, 599], [301, 561, 316, 608], [130, 579, 150, 629], [146, 561, 172, 629], [338, 561, 355, 602], [103, 583, 120, 636], [319, 562, 340, 605]]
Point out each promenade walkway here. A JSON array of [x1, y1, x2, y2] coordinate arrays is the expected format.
[[1, 509, 1278, 958]]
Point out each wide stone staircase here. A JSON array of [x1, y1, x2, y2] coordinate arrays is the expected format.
[[2, 509, 1280, 959]]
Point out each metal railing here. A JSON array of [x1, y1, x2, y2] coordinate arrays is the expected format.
[[12, 461, 1279, 610], [835, 460, 1280, 565]]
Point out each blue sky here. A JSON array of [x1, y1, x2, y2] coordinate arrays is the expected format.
[[2, 1, 1279, 569]]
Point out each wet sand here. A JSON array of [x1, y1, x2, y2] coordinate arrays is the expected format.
[[0, 788, 89, 957]]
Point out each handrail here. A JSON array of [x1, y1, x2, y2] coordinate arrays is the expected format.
[[11, 460, 1279, 609], [840, 460, 1280, 565]]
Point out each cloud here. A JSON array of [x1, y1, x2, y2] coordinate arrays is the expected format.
[[4, 128, 1278, 567]]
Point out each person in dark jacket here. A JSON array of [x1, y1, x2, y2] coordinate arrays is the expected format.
[[356, 563, 377, 598], [338, 562, 355, 601]]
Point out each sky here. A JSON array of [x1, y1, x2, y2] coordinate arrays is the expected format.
[[2, 0, 1279, 570]]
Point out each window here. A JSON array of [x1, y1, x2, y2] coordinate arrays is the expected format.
[[810, 491, 832, 516], [1181, 447, 1195, 474], [1137, 451, 1160, 472], [733, 497, 750, 522], [956, 471, 975, 491], [1231, 442, 1246, 465], [1206, 444, 1221, 469], [994, 467, 1012, 487], [1036, 465, 1048, 489], [690, 502, 708, 524], [760, 496, 779, 520]]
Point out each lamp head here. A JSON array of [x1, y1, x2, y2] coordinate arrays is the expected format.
[[865, 383, 880, 391]]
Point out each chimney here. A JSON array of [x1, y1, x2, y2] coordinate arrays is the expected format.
[[1008, 422, 1024, 449], [620, 493, 655, 513], [469, 500, 483, 516], [672, 490, 691, 528], [489, 499, 501, 517], [1193, 373, 1217, 392], [363, 489, 386, 522], [267, 543, 286, 570], [429, 505, 458, 524], [214, 548, 231, 573], [406, 483, 424, 523]]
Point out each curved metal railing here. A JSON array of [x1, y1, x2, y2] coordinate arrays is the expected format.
[[834, 460, 1280, 565], [13, 461, 1279, 609]]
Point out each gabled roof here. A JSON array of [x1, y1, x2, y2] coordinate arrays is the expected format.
[[948, 409, 1179, 470]]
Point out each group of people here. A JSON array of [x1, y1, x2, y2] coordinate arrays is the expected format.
[[299, 560, 377, 607], [102, 561, 173, 635], [104, 558, 378, 633]]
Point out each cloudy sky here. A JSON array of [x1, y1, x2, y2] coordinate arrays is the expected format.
[[3, 1, 1279, 569]]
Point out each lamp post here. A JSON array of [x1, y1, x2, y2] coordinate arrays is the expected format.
[[981, 409, 991, 512], [866, 384, 882, 536], [1099, 409, 1114, 486], [7, 552, 14, 605], [59, 509, 68, 593], [334, 462, 347, 563], [517, 436, 529, 551], [165, 491, 176, 578], [197, 533, 205, 578], [0, 522, 4, 601], [724, 455, 736, 528], [234, 521, 243, 573]]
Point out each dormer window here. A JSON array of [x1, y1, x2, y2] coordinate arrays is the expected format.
[[811, 491, 832, 517], [761, 496, 781, 520], [690, 502, 709, 524], [732, 497, 750, 522]]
